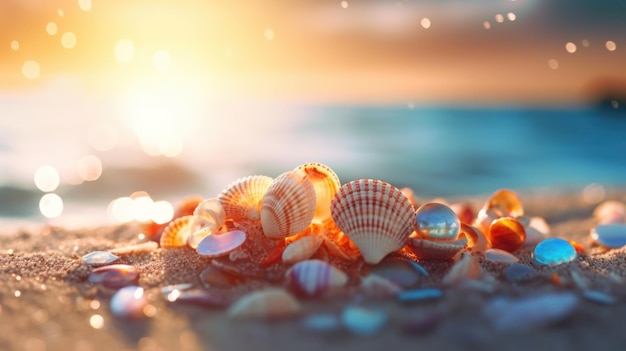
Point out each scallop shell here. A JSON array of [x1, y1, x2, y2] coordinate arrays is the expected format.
[[160, 215, 194, 248], [294, 162, 341, 222], [331, 179, 415, 264], [407, 236, 467, 260], [285, 259, 348, 298], [282, 235, 324, 264], [226, 288, 301, 319], [261, 170, 317, 239], [218, 175, 273, 222]]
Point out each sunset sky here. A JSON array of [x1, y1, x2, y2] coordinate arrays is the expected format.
[[1, 0, 625, 104]]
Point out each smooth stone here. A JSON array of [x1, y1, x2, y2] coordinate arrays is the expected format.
[[590, 224, 626, 248], [161, 283, 194, 295], [483, 292, 579, 332], [415, 203, 461, 240], [196, 230, 247, 258], [341, 306, 388, 336], [300, 313, 342, 333], [532, 238, 577, 266], [369, 258, 424, 288], [397, 288, 444, 303], [503, 263, 536, 282], [582, 291, 617, 305], [89, 264, 139, 289], [110, 286, 148, 318], [485, 248, 519, 264], [81, 251, 120, 265]]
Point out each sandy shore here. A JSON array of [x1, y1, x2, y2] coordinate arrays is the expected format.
[[2, 189, 626, 351]]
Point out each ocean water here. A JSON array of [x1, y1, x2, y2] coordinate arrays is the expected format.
[[1, 103, 625, 227]]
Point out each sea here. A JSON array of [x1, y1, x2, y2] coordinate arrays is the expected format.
[[1, 101, 625, 229]]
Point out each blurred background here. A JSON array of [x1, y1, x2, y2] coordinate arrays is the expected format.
[[1, 0, 625, 228]]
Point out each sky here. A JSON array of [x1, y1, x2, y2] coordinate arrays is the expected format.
[[1, 0, 625, 104]]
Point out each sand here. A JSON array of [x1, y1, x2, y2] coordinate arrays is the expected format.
[[2, 189, 626, 351]]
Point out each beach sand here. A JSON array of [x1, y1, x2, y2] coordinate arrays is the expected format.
[[2, 189, 626, 351]]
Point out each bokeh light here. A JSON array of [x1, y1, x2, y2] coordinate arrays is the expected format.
[[22, 61, 40, 80], [46, 22, 58, 36], [507, 12, 516, 21], [79, 0, 93, 12], [495, 14, 504, 23], [114, 39, 135, 63], [10, 40, 19, 50], [132, 196, 154, 222], [109, 197, 134, 223], [153, 50, 172, 72], [151, 201, 174, 224], [264, 28, 275, 41], [39, 194, 64, 218], [548, 59, 559, 70], [89, 314, 104, 329], [34, 166, 60, 192], [420, 18, 431, 29], [341, 1, 349, 9], [605, 40, 617, 51], [483, 21, 491, 30], [76, 155, 103, 182], [61, 32, 77, 49], [565, 42, 577, 53]]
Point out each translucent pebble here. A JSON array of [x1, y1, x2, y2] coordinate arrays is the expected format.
[[110, 286, 148, 318], [483, 292, 579, 332], [532, 238, 576, 266], [503, 263, 535, 282], [415, 203, 461, 240], [590, 224, 626, 248], [484, 248, 519, 264], [341, 306, 388, 336], [582, 291, 617, 305], [88, 264, 139, 289], [300, 313, 341, 333], [488, 217, 526, 252], [397, 288, 443, 303], [81, 251, 120, 265], [196, 230, 247, 258]]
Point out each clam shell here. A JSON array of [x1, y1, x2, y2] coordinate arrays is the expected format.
[[285, 259, 348, 298], [295, 162, 341, 222], [218, 175, 273, 222], [282, 235, 324, 264], [196, 230, 247, 258], [261, 170, 317, 239], [331, 179, 415, 264], [160, 215, 194, 248], [227, 288, 300, 319], [406, 236, 467, 260]]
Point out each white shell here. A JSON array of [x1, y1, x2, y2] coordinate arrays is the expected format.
[[261, 170, 317, 239], [286, 259, 348, 298], [226, 288, 300, 319], [331, 179, 415, 264], [282, 235, 324, 264], [218, 175, 273, 221], [295, 162, 341, 222]]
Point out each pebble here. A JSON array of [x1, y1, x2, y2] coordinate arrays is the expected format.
[[503, 263, 535, 282], [81, 251, 120, 265], [341, 306, 388, 336], [300, 313, 342, 334], [88, 264, 139, 289], [110, 286, 148, 319], [166, 288, 230, 308], [397, 288, 444, 303], [369, 258, 425, 288], [414, 203, 461, 240], [590, 224, 626, 248], [582, 290, 617, 305], [532, 238, 576, 266]]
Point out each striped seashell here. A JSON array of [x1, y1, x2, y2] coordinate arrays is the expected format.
[[331, 179, 415, 264], [294, 162, 341, 222], [160, 215, 194, 248], [282, 235, 324, 264], [227, 288, 301, 319], [285, 259, 348, 298], [261, 170, 317, 239], [407, 236, 467, 260], [218, 175, 273, 222]]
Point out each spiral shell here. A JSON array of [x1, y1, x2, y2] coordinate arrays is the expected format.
[[218, 175, 273, 222], [295, 162, 341, 222], [160, 215, 194, 248], [261, 170, 317, 239], [331, 179, 415, 264]]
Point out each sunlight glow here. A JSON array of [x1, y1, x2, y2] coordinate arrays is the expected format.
[[114, 39, 135, 63], [88, 123, 118, 151], [420, 18, 431, 29], [34, 166, 60, 192], [22, 61, 40, 79], [132, 196, 154, 222], [152, 201, 174, 224], [39, 193, 64, 218], [77, 155, 103, 181], [507, 12, 516, 21], [565, 42, 576, 53], [605, 40, 617, 52], [109, 197, 134, 223], [341, 1, 349, 9], [495, 14, 504, 23], [548, 59, 559, 70], [153, 50, 172, 72], [10, 40, 19, 50], [58, 9, 64, 17], [61, 32, 77, 49], [78, 0, 92, 12], [264, 28, 275, 41], [483, 21, 491, 30], [46, 22, 58, 36]]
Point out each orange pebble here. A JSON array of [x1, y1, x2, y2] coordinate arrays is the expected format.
[[550, 273, 561, 286], [487, 217, 526, 252], [569, 240, 586, 254]]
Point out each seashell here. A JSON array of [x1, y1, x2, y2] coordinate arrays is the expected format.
[[187, 226, 220, 249], [89, 264, 139, 289], [360, 274, 403, 297], [593, 200, 626, 224], [295, 162, 341, 222], [460, 223, 491, 252], [450, 202, 475, 225], [474, 189, 524, 233], [218, 175, 273, 222], [196, 230, 247, 258], [484, 248, 519, 264], [341, 306, 388, 336], [503, 263, 535, 283], [368, 257, 427, 288], [331, 179, 415, 264], [414, 202, 461, 241], [487, 217, 526, 252], [474, 208, 500, 235], [523, 226, 547, 247], [110, 286, 148, 319], [532, 238, 576, 266], [282, 235, 324, 264], [483, 292, 579, 332], [406, 236, 467, 260], [190, 198, 225, 234], [529, 216, 551, 235], [261, 170, 317, 239], [400, 187, 418, 207], [227, 288, 300, 319], [81, 251, 120, 265], [442, 253, 482, 286], [160, 215, 194, 248], [285, 259, 348, 298], [590, 224, 626, 248], [199, 266, 241, 289], [397, 288, 444, 303]]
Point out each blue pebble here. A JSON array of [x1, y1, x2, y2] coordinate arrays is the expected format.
[[532, 238, 576, 266], [397, 288, 443, 303]]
